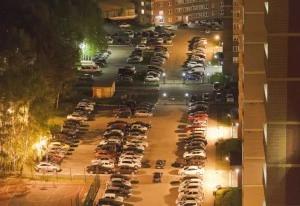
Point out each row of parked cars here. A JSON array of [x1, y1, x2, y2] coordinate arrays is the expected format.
[[113, 100, 156, 118], [174, 99, 210, 206], [86, 120, 151, 175], [34, 99, 96, 172], [183, 37, 208, 81], [96, 174, 134, 206]]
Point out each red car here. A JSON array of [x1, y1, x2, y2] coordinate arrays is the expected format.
[[184, 124, 207, 133], [188, 113, 208, 121]]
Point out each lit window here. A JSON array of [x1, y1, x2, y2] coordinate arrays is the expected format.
[[168, 1, 172, 6], [141, 1, 144, 6], [159, 10, 164, 15], [141, 9, 144, 14], [168, 17, 172, 22], [264, 84, 268, 102], [233, 46, 239, 52], [265, 2, 269, 14], [233, 57, 239, 63], [264, 43, 268, 58]]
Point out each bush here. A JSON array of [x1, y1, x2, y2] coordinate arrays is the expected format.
[[210, 72, 230, 84], [215, 187, 242, 206]]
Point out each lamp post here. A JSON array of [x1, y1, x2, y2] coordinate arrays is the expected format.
[[182, 73, 186, 84], [214, 35, 220, 47], [162, 72, 166, 84], [163, 92, 167, 105], [227, 114, 233, 138], [207, 73, 210, 84], [185, 93, 189, 105]]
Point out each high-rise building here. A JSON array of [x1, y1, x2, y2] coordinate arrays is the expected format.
[[136, 0, 225, 26], [241, 0, 300, 205]]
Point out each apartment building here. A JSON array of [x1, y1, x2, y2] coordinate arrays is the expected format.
[[136, 0, 225, 26], [241, 0, 300, 205]]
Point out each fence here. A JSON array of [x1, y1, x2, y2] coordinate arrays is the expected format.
[[83, 174, 100, 206]]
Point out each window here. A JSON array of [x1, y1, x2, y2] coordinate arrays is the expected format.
[[233, 0, 239, 7], [233, 23, 240, 30], [141, 1, 144, 6], [220, 10, 224, 15], [168, 9, 172, 14], [204, 4, 209, 9], [159, 10, 164, 15], [159, 18, 164, 23], [212, 3, 215, 8], [220, 2, 224, 7], [168, 1, 172, 6], [212, 11, 215, 16], [233, 11, 240, 18], [168, 17, 172, 22], [160, 2, 164, 7], [233, 46, 239, 52], [233, 57, 239, 63], [233, 35, 239, 41], [151, 11, 154, 15], [141, 9, 144, 14], [176, 16, 182, 21]]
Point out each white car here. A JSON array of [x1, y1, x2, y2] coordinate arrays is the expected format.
[[156, 38, 164, 44], [127, 132, 148, 139], [119, 154, 143, 161], [131, 124, 148, 131], [178, 191, 204, 200], [49, 142, 70, 151], [178, 166, 205, 176], [91, 157, 115, 165], [35, 162, 61, 172], [136, 44, 150, 50], [183, 149, 206, 159], [118, 156, 143, 163], [134, 110, 153, 117], [126, 139, 148, 147], [186, 129, 207, 137], [180, 179, 204, 187], [119, 23, 131, 28], [226, 93, 234, 102], [187, 61, 204, 68], [123, 143, 145, 151], [67, 112, 87, 121], [117, 160, 141, 168], [121, 151, 144, 158], [145, 75, 160, 82], [99, 161, 115, 169], [176, 197, 203, 206], [99, 138, 122, 146], [102, 193, 124, 204]]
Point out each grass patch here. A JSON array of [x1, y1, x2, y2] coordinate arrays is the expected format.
[[215, 187, 242, 206]]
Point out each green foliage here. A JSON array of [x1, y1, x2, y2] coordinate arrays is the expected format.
[[0, 0, 107, 171], [210, 72, 230, 84], [215, 187, 242, 206]]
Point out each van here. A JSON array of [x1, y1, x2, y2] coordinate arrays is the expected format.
[[79, 61, 102, 74], [187, 66, 205, 74]]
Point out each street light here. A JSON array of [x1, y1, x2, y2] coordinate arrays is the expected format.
[[207, 73, 210, 83], [184, 93, 189, 105], [80, 42, 87, 60], [162, 72, 166, 84], [163, 93, 167, 105], [182, 73, 186, 84]]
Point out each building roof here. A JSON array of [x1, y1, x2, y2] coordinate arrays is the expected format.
[[99, 0, 134, 11]]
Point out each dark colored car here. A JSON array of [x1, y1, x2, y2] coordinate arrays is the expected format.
[[105, 186, 132, 198], [153, 172, 163, 183], [155, 160, 166, 169], [96, 198, 123, 206], [86, 165, 114, 174], [109, 182, 132, 191], [185, 74, 201, 80], [111, 174, 132, 181], [116, 111, 132, 118], [116, 165, 138, 175]]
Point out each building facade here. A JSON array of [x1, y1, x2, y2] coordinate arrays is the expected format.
[[99, 0, 136, 20], [241, 0, 300, 205], [136, 0, 225, 26]]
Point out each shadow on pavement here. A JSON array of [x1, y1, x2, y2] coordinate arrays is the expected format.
[[164, 187, 179, 206]]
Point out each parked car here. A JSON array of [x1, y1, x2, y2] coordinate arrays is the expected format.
[[178, 166, 205, 176], [119, 23, 131, 28], [155, 160, 166, 169], [117, 160, 141, 168], [226, 93, 234, 102], [67, 112, 87, 121], [35, 162, 61, 172], [86, 164, 114, 174], [126, 56, 143, 63], [153, 172, 163, 183], [134, 110, 153, 117]]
